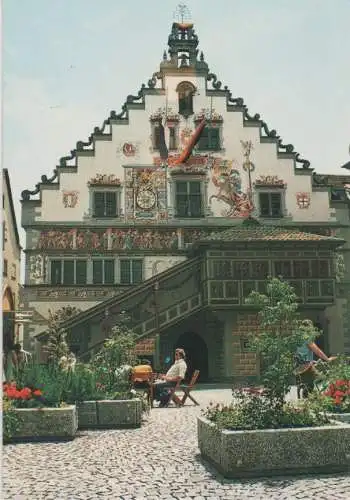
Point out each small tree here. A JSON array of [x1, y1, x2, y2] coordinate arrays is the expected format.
[[246, 277, 320, 408], [44, 306, 80, 366], [91, 324, 137, 395]]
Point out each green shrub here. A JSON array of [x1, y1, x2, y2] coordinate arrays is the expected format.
[[91, 324, 137, 395], [203, 390, 330, 431], [3, 400, 21, 442], [63, 364, 107, 403]]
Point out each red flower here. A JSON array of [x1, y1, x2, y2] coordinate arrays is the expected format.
[[33, 389, 42, 397], [334, 390, 345, 398], [18, 388, 32, 400]]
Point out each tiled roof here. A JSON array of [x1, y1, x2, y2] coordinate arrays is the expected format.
[[198, 225, 342, 243], [326, 174, 350, 187]]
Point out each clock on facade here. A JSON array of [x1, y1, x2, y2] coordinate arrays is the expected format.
[[136, 189, 156, 210]]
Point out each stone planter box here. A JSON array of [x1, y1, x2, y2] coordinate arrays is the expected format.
[[77, 399, 142, 429], [197, 416, 350, 478], [10, 405, 77, 442], [327, 412, 350, 424]]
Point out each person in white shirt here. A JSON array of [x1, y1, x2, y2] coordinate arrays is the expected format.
[[154, 348, 187, 407]]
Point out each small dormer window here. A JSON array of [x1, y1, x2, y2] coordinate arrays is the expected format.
[[177, 81, 195, 118]]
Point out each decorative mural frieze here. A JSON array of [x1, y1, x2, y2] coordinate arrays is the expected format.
[[76, 230, 109, 250], [124, 167, 167, 220], [35, 288, 121, 300], [254, 175, 285, 187], [36, 228, 181, 250], [62, 191, 79, 208], [38, 230, 75, 250], [87, 174, 122, 186], [110, 229, 179, 250], [296, 192, 311, 209]]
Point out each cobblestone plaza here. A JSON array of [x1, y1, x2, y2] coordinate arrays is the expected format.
[[3, 389, 350, 499]]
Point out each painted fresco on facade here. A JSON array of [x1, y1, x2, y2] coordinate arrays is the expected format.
[[110, 229, 179, 250], [87, 174, 122, 186], [254, 176, 285, 187], [210, 160, 253, 217], [296, 192, 311, 209], [124, 167, 167, 220], [62, 191, 79, 208]]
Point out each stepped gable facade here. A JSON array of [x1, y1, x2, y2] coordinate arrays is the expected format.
[[22, 20, 349, 380]]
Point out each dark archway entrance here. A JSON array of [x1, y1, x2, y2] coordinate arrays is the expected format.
[[175, 332, 208, 383]]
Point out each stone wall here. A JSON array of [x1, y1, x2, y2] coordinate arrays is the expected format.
[[232, 313, 259, 379]]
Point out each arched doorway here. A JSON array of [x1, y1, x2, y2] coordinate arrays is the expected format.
[[175, 332, 208, 383]]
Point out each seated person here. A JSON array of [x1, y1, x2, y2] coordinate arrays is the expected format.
[[154, 348, 187, 407]]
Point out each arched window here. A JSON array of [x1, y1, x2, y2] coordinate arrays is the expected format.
[[176, 81, 196, 118]]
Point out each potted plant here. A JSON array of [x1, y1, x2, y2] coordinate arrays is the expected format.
[[3, 363, 77, 442], [197, 278, 350, 477], [75, 325, 143, 428]]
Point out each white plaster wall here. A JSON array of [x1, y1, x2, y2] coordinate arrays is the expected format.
[[27, 300, 99, 321], [33, 71, 333, 225], [144, 255, 187, 280]]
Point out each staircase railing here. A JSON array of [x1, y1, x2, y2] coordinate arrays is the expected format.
[[78, 292, 204, 362]]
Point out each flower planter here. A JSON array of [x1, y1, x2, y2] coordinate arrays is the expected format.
[[197, 416, 350, 478], [9, 406, 77, 442], [77, 399, 142, 429]]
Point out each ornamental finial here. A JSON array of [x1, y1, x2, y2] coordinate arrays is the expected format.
[[173, 4, 192, 24]]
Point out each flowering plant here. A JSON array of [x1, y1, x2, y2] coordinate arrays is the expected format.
[[3, 382, 44, 408], [323, 380, 350, 412]]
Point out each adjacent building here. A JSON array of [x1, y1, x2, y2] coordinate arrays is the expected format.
[[22, 21, 349, 381], [3, 169, 21, 352]]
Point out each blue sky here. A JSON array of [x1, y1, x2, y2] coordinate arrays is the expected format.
[[3, 0, 350, 244]]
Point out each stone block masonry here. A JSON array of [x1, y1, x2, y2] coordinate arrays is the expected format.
[[232, 313, 260, 378]]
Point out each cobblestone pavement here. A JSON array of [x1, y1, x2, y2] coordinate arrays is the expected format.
[[3, 389, 350, 499]]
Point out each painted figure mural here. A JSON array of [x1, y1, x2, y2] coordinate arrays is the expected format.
[[210, 161, 253, 217]]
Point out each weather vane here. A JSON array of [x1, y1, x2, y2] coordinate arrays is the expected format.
[[173, 3, 192, 24]]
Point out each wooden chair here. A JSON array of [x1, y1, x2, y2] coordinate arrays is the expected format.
[[179, 370, 200, 406]]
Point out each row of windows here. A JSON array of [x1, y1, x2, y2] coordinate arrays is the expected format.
[[210, 259, 331, 280], [91, 182, 283, 219], [50, 259, 143, 285]]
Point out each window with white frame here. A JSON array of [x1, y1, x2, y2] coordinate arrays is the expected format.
[[120, 259, 143, 285]]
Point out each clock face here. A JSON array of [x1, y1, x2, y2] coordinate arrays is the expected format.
[[136, 189, 156, 210]]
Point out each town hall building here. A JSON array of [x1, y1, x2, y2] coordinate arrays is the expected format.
[[21, 19, 350, 381]]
